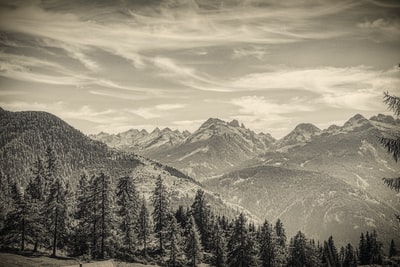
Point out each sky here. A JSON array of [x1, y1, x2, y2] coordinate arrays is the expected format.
[[0, 0, 399, 138]]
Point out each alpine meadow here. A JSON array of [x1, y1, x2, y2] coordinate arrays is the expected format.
[[0, 0, 400, 266]]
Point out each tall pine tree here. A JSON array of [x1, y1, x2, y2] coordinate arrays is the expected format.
[[184, 215, 203, 267], [137, 196, 151, 259], [152, 175, 170, 255], [116, 176, 140, 255], [259, 220, 276, 267], [227, 213, 257, 267]]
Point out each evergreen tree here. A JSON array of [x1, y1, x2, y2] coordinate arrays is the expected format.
[[0, 180, 27, 251], [191, 189, 212, 251], [137, 197, 151, 259], [116, 176, 140, 255], [227, 213, 257, 267], [72, 173, 91, 257], [43, 147, 68, 257], [175, 205, 189, 229], [168, 216, 184, 267], [369, 230, 382, 264], [184, 215, 202, 267], [379, 92, 400, 220], [322, 236, 340, 267], [274, 219, 287, 267], [343, 243, 357, 267], [152, 175, 170, 254], [389, 239, 397, 258], [288, 231, 308, 267], [259, 220, 275, 267], [211, 222, 227, 267], [358, 232, 368, 265]]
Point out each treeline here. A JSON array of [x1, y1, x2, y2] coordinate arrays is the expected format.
[[0, 148, 397, 266]]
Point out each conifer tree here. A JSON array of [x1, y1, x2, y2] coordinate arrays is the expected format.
[[137, 197, 151, 258], [389, 239, 397, 258], [211, 222, 227, 267], [0, 180, 27, 251], [43, 147, 68, 257], [379, 92, 400, 220], [152, 175, 170, 254], [274, 219, 287, 267], [191, 189, 212, 251], [96, 172, 114, 259], [259, 220, 275, 267], [343, 243, 357, 267], [168, 216, 183, 267], [322, 236, 340, 267], [184, 215, 203, 267], [116, 176, 140, 255], [227, 213, 257, 267], [288, 231, 308, 267], [72, 173, 91, 256]]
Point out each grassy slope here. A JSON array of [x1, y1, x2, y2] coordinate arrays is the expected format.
[[0, 253, 160, 267]]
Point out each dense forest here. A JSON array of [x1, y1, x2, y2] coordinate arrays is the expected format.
[[0, 147, 397, 266]]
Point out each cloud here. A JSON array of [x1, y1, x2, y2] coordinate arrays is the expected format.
[[357, 18, 400, 42], [155, 104, 186, 110]]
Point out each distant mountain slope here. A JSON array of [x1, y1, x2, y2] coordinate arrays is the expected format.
[[204, 165, 399, 248], [92, 118, 276, 179], [144, 118, 275, 179], [90, 127, 190, 152]]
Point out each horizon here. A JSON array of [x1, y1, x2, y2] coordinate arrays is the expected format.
[[1, 0, 400, 138], [1, 106, 395, 139]]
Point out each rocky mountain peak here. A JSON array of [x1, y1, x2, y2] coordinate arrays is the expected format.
[[342, 114, 372, 132], [293, 123, 321, 134], [228, 119, 240, 127], [200, 118, 225, 129], [370, 114, 397, 124]]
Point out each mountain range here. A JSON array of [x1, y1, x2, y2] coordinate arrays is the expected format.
[[91, 112, 400, 247], [1, 107, 399, 247]]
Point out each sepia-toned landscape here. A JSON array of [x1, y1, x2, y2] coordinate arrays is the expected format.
[[0, 0, 399, 266]]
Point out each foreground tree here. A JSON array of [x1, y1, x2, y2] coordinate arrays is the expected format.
[[227, 213, 258, 267], [184, 215, 202, 267], [137, 197, 151, 258], [380, 93, 400, 193], [259, 220, 275, 267], [116, 176, 140, 255], [43, 147, 69, 257], [152, 175, 170, 254]]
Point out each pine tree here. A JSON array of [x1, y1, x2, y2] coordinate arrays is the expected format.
[[369, 230, 382, 264], [96, 172, 114, 259], [211, 222, 227, 267], [43, 147, 68, 257], [259, 220, 275, 267], [168, 215, 184, 267], [389, 239, 397, 258], [191, 189, 212, 251], [358, 232, 368, 265], [379, 92, 400, 221], [184, 215, 203, 267], [137, 197, 151, 259], [0, 180, 27, 251], [274, 219, 287, 267], [343, 243, 357, 267], [288, 231, 308, 267], [152, 175, 170, 255], [322, 236, 340, 267], [72, 173, 91, 257], [116, 176, 140, 255], [227, 213, 258, 267]]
